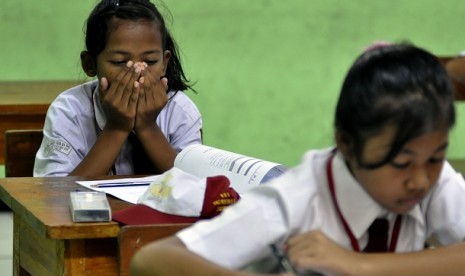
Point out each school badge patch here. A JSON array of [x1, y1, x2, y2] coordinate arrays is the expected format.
[[44, 139, 72, 156]]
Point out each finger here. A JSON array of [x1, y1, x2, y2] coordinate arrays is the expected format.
[[134, 61, 147, 72], [160, 77, 168, 91], [121, 62, 143, 108], [138, 76, 147, 105], [138, 70, 167, 106], [130, 80, 140, 109], [287, 232, 319, 256], [106, 61, 134, 105], [107, 60, 134, 101], [140, 69, 153, 92], [287, 232, 310, 249], [99, 77, 109, 93], [139, 70, 155, 103], [153, 77, 169, 104]]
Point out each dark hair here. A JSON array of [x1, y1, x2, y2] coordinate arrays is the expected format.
[[335, 43, 455, 169], [83, 0, 194, 92]]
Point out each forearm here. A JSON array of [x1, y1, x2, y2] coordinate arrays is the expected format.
[[289, 231, 465, 276], [348, 243, 465, 276], [70, 129, 128, 177], [131, 236, 250, 276], [136, 125, 177, 173]]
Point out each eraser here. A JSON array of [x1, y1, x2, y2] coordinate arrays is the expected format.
[[69, 191, 111, 222]]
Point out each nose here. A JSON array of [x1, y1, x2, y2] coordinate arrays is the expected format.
[[406, 165, 429, 191]]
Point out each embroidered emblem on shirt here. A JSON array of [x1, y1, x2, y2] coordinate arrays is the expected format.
[[44, 140, 72, 156], [148, 172, 174, 204]]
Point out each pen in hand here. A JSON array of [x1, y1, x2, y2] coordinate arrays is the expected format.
[[270, 243, 323, 276], [90, 181, 152, 188], [270, 243, 298, 274]]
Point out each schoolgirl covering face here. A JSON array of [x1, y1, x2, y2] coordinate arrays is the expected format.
[[34, 0, 202, 177]]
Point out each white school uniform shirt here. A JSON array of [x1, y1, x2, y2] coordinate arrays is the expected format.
[[177, 148, 465, 272], [34, 80, 202, 176]]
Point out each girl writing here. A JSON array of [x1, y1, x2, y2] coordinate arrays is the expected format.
[[34, 0, 202, 177], [130, 43, 465, 275]]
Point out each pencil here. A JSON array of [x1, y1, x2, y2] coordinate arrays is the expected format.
[[90, 181, 152, 188], [270, 243, 297, 274]]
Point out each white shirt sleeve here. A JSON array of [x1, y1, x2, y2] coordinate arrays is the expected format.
[[34, 85, 96, 176], [176, 161, 320, 270], [177, 187, 288, 269], [158, 91, 202, 152], [425, 162, 465, 244]]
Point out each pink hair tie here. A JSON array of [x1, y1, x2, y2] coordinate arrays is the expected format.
[[364, 41, 392, 52]]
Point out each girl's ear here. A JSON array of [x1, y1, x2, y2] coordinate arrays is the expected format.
[[80, 51, 97, 77], [162, 50, 171, 76]]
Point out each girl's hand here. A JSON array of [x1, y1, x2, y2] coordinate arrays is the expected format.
[[99, 60, 142, 133], [134, 63, 169, 133], [286, 230, 361, 276]]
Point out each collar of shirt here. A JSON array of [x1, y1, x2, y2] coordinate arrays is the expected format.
[[92, 82, 106, 132], [332, 151, 424, 239]]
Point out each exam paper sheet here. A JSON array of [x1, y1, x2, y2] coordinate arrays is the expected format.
[[175, 144, 283, 194], [76, 175, 160, 204]]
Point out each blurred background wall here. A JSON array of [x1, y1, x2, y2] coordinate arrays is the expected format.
[[1, 0, 465, 175]]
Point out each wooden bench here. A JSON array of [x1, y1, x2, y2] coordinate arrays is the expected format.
[[4, 129, 44, 177], [1, 129, 44, 209], [0, 80, 79, 164], [438, 56, 465, 101]]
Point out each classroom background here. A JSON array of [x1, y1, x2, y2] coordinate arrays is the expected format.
[[1, 0, 465, 177]]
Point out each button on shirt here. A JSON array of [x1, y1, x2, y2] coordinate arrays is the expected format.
[[177, 148, 465, 271], [34, 80, 202, 176]]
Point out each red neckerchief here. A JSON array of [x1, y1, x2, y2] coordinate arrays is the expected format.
[[326, 153, 402, 252]]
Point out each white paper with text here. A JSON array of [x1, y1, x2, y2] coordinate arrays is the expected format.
[[174, 144, 284, 194]]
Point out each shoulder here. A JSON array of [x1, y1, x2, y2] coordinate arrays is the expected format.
[[421, 161, 465, 214], [250, 148, 333, 202], [165, 90, 201, 117], [46, 80, 97, 121], [431, 161, 465, 193], [51, 80, 96, 108], [419, 162, 465, 243], [284, 147, 334, 183]]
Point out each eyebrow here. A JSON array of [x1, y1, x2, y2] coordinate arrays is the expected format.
[[400, 142, 449, 155]]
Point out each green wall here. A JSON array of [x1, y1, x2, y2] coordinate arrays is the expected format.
[[1, 0, 465, 173]]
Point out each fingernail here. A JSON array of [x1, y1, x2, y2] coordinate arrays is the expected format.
[[134, 81, 139, 88], [139, 77, 145, 84], [126, 61, 133, 67]]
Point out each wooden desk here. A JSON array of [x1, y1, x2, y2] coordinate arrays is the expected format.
[[0, 176, 187, 276], [0, 81, 79, 164]]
